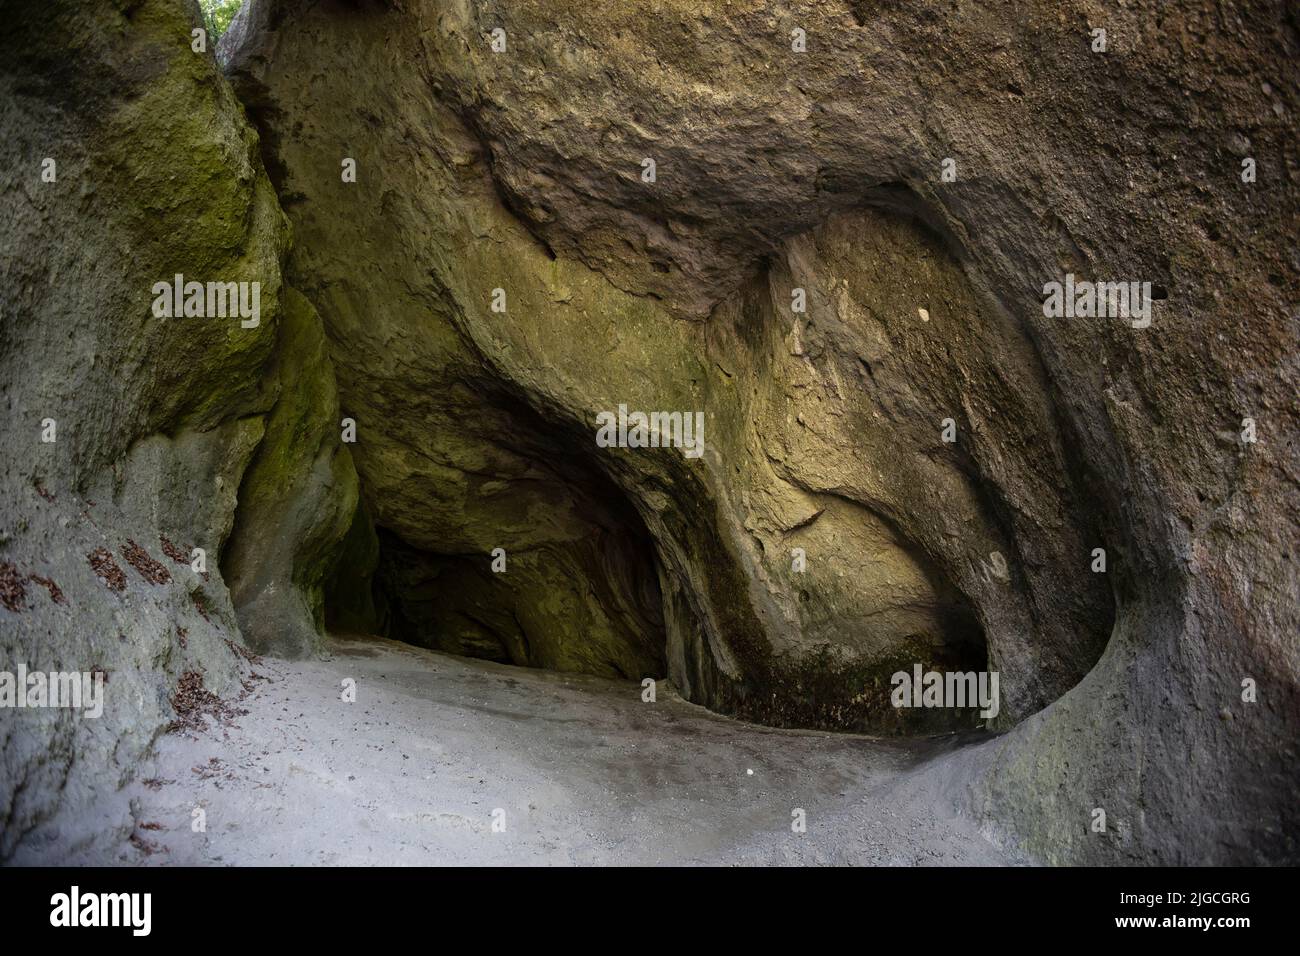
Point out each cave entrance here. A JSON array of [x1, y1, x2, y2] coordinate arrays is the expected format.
[[367, 513, 667, 682], [324, 389, 668, 684]]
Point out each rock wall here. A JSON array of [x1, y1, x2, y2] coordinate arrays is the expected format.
[[0, 0, 354, 859], [220, 0, 1298, 862], [1, 0, 1295, 866]]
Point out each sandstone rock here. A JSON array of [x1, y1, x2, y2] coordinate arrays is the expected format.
[[1, 0, 1295, 868], [222, 286, 359, 658], [0, 0, 352, 858], [221, 0, 1298, 863]]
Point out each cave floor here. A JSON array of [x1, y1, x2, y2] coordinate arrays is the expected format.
[[117, 635, 1024, 865]]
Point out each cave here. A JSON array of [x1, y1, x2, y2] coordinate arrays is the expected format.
[[0, 0, 1295, 876], [359, 397, 671, 683]]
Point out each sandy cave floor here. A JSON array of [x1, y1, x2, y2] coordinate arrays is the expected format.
[[108, 635, 1025, 866]]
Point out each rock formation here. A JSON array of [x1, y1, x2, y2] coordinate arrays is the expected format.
[[2, 0, 1297, 865]]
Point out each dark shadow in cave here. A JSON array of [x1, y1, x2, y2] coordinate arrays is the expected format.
[[324, 383, 668, 684]]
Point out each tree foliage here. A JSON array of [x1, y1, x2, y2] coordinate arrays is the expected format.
[[199, 0, 243, 43]]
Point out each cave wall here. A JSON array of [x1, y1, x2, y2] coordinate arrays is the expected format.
[[0, 0, 354, 859], [220, 0, 1115, 736], [220, 0, 1299, 862], [0, 0, 1294, 866]]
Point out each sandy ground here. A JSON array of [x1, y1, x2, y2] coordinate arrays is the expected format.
[[108, 635, 1024, 865]]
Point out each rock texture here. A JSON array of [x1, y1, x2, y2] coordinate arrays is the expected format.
[[0, 0, 353, 859], [222, 286, 358, 657], [223, 0, 1106, 735], [220, 0, 1298, 863], [1, 0, 1296, 867]]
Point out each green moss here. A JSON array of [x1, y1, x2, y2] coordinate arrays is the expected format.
[[221, 287, 359, 655]]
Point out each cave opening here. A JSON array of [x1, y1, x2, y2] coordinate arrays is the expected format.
[[324, 385, 669, 685], [315, 193, 1118, 739]]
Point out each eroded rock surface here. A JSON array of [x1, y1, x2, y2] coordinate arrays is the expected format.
[[0, 0, 353, 858], [221, 0, 1299, 863], [223, 0, 1105, 735], [0, 0, 1295, 867]]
